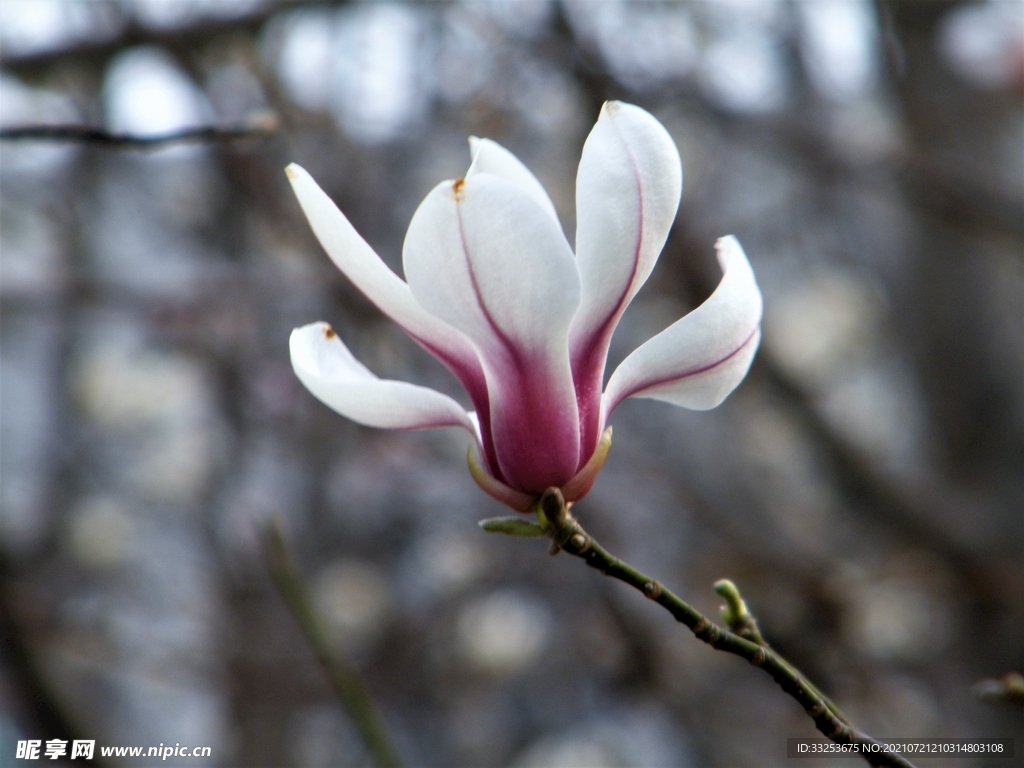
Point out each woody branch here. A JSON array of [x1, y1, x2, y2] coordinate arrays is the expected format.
[[535, 488, 918, 768]]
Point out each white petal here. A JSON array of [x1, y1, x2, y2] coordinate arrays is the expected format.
[[569, 101, 683, 365], [602, 236, 762, 419], [403, 174, 582, 491], [284, 164, 487, 402], [466, 137, 560, 225], [404, 175, 579, 356], [290, 322, 477, 433]]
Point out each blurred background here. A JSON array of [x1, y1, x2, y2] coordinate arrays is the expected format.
[[1, 0, 1022, 765]]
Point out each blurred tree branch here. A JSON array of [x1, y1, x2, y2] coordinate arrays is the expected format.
[[0, 556, 107, 765], [558, 9, 1022, 241], [0, 112, 279, 150], [752, 358, 994, 588], [0, 1, 320, 77], [262, 520, 402, 768]]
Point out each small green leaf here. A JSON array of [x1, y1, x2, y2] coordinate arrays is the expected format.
[[478, 516, 546, 537]]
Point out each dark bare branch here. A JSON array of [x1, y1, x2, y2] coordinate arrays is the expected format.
[[0, 113, 279, 150]]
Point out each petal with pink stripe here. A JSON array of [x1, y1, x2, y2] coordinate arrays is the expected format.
[[602, 236, 762, 421], [403, 174, 582, 492], [290, 322, 478, 435], [285, 164, 489, 412], [569, 102, 683, 458]]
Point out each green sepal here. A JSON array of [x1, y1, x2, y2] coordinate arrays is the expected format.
[[478, 516, 546, 537]]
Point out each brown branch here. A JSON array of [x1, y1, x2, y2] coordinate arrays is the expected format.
[[528, 488, 920, 768], [0, 113, 279, 150]]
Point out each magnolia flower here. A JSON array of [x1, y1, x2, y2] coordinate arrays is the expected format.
[[287, 102, 761, 511]]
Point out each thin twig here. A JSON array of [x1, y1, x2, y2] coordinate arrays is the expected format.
[[0, 113, 279, 150], [534, 489, 919, 768], [713, 578, 854, 730], [262, 520, 402, 768]]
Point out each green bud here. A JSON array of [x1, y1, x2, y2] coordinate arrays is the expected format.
[[714, 579, 747, 627], [714, 578, 765, 645]]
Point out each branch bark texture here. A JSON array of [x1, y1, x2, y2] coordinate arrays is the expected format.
[[536, 489, 919, 768]]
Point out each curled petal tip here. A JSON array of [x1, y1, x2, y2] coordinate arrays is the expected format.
[[284, 163, 298, 181], [561, 425, 613, 502], [601, 235, 761, 418], [467, 446, 535, 512], [714, 234, 743, 265]]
